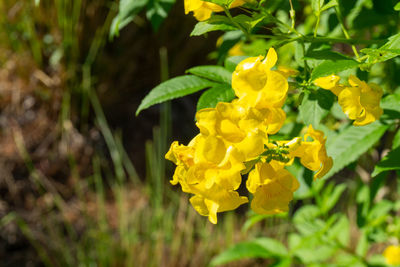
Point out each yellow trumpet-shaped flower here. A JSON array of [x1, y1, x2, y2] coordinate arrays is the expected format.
[[185, 0, 246, 21], [232, 48, 289, 109], [314, 74, 383, 126], [166, 134, 248, 223], [196, 101, 269, 160], [247, 161, 299, 214], [339, 75, 383, 126], [190, 187, 248, 224], [291, 125, 333, 179], [383, 245, 400, 266], [314, 74, 344, 96]]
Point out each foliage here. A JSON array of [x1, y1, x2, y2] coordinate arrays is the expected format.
[[137, 0, 400, 265]]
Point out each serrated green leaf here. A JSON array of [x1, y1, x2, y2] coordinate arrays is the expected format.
[[196, 84, 235, 110], [187, 65, 232, 84], [311, 59, 359, 81], [190, 16, 236, 36], [299, 89, 334, 128], [325, 122, 389, 178], [136, 75, 215, 115], [381, 32, 400, 50], [361, 48, 400, 65], [210, 238, 285, 266], [371, 147, 400, 177], [224, 55, 249, 72]]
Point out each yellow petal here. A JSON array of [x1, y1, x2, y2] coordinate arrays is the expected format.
[[314, 74, 340, 90], [196, 108, 218, 136], [250, 180, 294, 214], [383, 245, 400, 265], [184, 0, 203, 14], [195, 135, 226, 164], [262, 47, 277, 70], [276, 66, 299, 79], [338, 87, 362, 120], [193, 5, 213, 21]]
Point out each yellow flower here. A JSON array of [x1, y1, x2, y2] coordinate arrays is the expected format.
[[338, 75, 383, 126], [190, 187, 248, 224], [276, 66, 299, 79], [232, 48, 289, 109], [228, 42, 245, 56], [383, 245, 400, 265], [165, 141, 195, 167], [247, 161, 299, 214], [291, 125, 333, 179], [196, 101, 268, 160], [166, 134, 248, 223], [314, 74, 383, 126], [185, 0, 246, 21], [314, 74, 344, 96]]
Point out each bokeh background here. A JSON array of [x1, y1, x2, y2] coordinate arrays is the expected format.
[[1, 0, 399, 266]]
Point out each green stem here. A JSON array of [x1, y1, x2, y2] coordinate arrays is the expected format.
[[289, 0, 296, 32], [334, 6, 360, 60], [314, 13, 320, 37], [223, 6, 251, 39]]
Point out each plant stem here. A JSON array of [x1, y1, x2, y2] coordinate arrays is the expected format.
[[334, 6, 360, 60], [314, 13, 320, 37], [289, 0, 296, 32], [223, 5, 251, 39]]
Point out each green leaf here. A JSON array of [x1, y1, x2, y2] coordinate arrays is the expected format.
[[395, 2, 400, 11], [381, 32, 400, 50], [187, 65, 232, 84], [392, 129, 400, 149], [371, 147, 400, 177], [110, 0, 148, 38], [202, 0, 227, 6], [381, 93, 400, 113], [361, 48, 400, 65], [311, 0, 325, 14], [146, 0, 175, 31], [232, 14, 266, 32], [136, 75, 215, 115], [320, 0, 338, 12], [311, 59, 359, 81], [190, 16, 236, 36], [304, 49, 352, 61], [299, 89, 334, 128], [224, 56, 249, 72], [328, 215, 350, 246], [321, 184, 346, 213], [325, 122, 389, 178], [210, 238, 287, 266], [197, 84, 235, 110]]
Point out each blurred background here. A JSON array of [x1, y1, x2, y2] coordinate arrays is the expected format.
[[0, 1, 269, 266], [1, 0, 399, 266]]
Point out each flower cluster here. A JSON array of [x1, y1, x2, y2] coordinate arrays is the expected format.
[[314, 74, 383, 126], [184, 0, 245, 21], [166, 48, 333, 223]]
